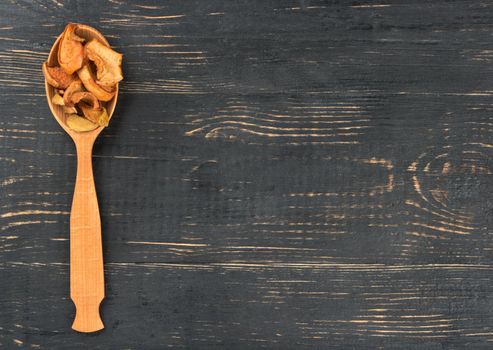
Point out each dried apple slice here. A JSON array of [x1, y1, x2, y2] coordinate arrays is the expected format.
[[69, 91, 111, 126], [80, 105, 109, 127], [84, 39, 123, 88], [51, 93, 65, 106], [97, 107, 110, 127], [66, 114, 98, 132], [79, 103, 100, 124], [77, 64, 115, 101], [63, 79, 84, 106], [58, 23, 84, 75], [63, 106, 78, 114], [42, 62, 76, 89], [70, 91, 101, 109]]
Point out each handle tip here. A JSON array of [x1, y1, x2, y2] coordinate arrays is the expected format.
[[72, 315, 104, 333], [71, 297, 104, 333], [72, 321, 104, 333]]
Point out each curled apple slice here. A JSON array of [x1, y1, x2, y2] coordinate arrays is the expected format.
[[85, 39, 123, 88], [70, 92, 101, 110], [63, 79, 84, 106], [80, 105, 109, 127], [77, 64, 115, 101], [58, 23, 85, 75], [43, 62, 76, 89], [69, 91, 110, 126]]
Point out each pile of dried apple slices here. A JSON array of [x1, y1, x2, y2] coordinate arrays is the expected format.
[[42, 23, 123, 132]]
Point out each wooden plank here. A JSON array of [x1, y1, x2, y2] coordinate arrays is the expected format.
[[1, 0, 493, 348]]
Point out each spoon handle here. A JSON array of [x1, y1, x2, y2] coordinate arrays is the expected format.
[[70, 137, 104, 333]]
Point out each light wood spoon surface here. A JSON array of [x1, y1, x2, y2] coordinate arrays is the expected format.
[[44, 24, 119, 333]]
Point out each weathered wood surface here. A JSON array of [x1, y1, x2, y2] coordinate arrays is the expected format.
[[2, 0, 493, 348]]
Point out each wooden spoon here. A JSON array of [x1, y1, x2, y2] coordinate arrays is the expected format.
[[44, 24, 119, 333]]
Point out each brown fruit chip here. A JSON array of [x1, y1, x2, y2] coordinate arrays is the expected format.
[[42, 62, 76, 89]]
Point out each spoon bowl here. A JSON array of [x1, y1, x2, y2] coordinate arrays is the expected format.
[[45, 24, 118, 139], [44, 23, 120, 333]]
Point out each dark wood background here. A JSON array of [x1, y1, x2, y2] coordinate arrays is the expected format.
[[1, 0, 493, 348]]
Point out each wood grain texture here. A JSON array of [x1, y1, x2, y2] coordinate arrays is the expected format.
[[1, 0, 493, 348], [70, 134, 104, 333]]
